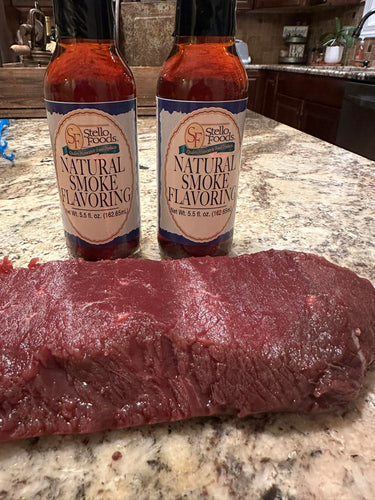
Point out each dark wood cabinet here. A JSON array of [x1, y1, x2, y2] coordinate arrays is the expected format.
[[260, 71, 278, 119], [10, 0, 53, 16], [274, 93, 303, 129], [0, 65, 160, 117], [275, 71, 345, 142], [246, 70, 264, 113], [244, 0, 361, 9], [11, 0, 52, 6], [246, 68, 346, 145], [276, 71, 345, 109], [301, 101, 341, 143], [236, 0, 254, 10], [253, 0, 303, 8], [307, 0, 361, 5]]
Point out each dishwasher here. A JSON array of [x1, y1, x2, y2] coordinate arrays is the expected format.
[[336, 79, 375, 161]]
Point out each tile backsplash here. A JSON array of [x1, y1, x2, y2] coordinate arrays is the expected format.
[[119, 1, 175, 66], [236, 12, 310, 64], [307, 5, 375, 66], [236, 4, 375, 67], [119, 1, 375, 68]]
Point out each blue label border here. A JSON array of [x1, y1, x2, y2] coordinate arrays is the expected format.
[[157, 97, 248, 115], [45, 99, 137, 116]]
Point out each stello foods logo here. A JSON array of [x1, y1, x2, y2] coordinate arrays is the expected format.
[[163, 108, 242, 243], [179, 122, 235, 156], [53, 109, 134, 244], [63, 123, 120, 157]]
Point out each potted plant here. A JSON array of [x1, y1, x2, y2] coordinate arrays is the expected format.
[[320, 17, 355, 64]]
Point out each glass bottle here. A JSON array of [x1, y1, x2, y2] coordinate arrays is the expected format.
[[157, 0, 248, 259], [44, 0, 140, 261], [354, 38, 365, 67]]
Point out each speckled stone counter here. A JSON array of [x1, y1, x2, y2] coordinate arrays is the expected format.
[[0, 112, 374, 500], [245, 63, 375, 83]]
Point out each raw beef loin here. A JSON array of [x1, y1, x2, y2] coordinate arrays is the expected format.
[[0, 250, 374, 442]]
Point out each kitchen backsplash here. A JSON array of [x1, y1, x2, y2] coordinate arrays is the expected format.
[[236, 4, 375, 67], [307, 5, 375, 66], [236, 12, 307, 64], [119, 1, 174, 66], [119, 1, 374, 68], [2, 0, 374, 68]]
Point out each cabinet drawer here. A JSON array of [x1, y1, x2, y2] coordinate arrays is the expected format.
[[247, 70, 263, 113], [301, 101, 341, 144], [277, 72, 345, 108], [274, 94, 303, 129], [261, 71, 278, 118], [11, 0, 52, 6], [254, 0, 303, 7], [237, 0, 254, 9]]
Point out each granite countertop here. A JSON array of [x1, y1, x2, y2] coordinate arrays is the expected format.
[[0, 111, 374, 500], [245, 63, 375, 82]]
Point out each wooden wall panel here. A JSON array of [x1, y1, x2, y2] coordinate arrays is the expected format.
[[0, 65, 160, 117]]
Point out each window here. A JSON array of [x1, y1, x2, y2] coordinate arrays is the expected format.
[[359, 0, 375, 39]]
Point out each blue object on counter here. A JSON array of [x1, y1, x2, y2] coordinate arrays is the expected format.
[[0, 119, 15, 162]]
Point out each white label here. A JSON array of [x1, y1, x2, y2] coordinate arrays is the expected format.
[[46, 101, 140, 246], [158, 99, 247, 245]]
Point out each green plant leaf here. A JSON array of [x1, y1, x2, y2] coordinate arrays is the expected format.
[[319, 19, 354, 48], [320, 31, 334, 42], [342, 33, 354, 48], [335, 17, 341, 33]]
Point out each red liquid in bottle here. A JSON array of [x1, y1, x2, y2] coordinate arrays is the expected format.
[[45, 0, 140, 261], [157, 36, 248, 258]]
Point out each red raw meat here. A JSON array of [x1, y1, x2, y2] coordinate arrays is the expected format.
[[0, 250, 374, 442]]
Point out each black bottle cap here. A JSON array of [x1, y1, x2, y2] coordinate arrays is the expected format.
[[53, 0, 114, 40], [174, 0, 236, 37]]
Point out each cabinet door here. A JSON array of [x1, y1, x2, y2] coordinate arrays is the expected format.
[[237, 0, 254, 10], [9, 1, 53, 18], [274, 94, 303, 129], [308, 0, 361, 5], [247, 70, 263, 113], [253, 0, 303, 8], [11, 1, 52, 6], [301, 101, 341, 144], [277, 71, 345, 108], [261, 72, 278, 118]]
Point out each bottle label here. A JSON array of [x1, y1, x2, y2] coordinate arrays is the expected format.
[[157, 98, 247, 245], [45, 100, 140, 246]]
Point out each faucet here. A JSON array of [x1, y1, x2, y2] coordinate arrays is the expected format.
[[353, 9, 375, 38]]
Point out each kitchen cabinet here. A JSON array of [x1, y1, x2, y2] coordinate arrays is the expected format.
[[273, 93, 341, 143], [301, 101, 341, 143], [236, 0, 254, 10], [246, 70, 264, 113], [253, 0, 303, 8], [307, 0, 361, 5], [274, 93, 302, 129], [260, 71, 278, 119], [246, 0, 361, 9], [246, 68, 346, 144], [274, 71, 345, 143], [10, 0, 52, 6], [276, 71, 345, 109], [0, 65, 160, 117], [9, 0, 53, 16]]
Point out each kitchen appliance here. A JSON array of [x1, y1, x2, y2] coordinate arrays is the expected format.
[[235, 39, 251, 65], [336, 80, 375, 161]]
